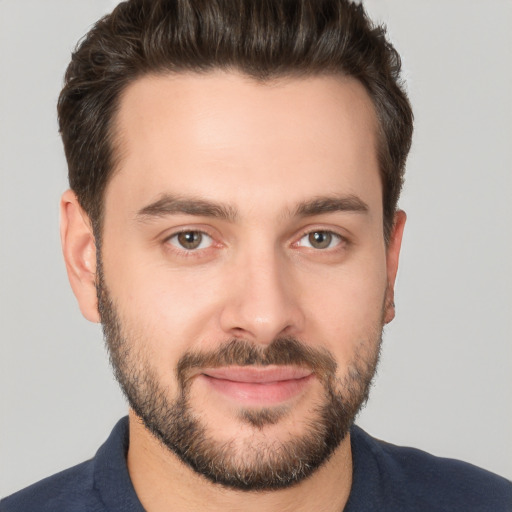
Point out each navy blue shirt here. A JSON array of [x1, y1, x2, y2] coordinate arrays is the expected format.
[[2, 417, 511, 511]]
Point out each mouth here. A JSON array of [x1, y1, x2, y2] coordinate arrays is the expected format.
[[199, 366, 314, 406]]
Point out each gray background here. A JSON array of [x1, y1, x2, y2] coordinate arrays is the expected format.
[[1, 0, 511, 497]]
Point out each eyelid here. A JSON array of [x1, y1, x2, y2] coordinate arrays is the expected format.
[[168, 230, 213, 250], [293, 227, 349, 250], [161, 224, 216, 242], [161, 226, 222, 255]]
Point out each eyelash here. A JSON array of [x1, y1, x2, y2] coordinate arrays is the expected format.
[[164, 229, 217, 256], [162, 227, 349, 257], [294, 229, 348, 252]]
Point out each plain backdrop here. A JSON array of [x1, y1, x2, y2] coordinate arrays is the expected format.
[[1, 0, 511, 497]]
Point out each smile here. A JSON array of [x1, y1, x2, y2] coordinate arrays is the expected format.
[[199, 366, 314, 405]]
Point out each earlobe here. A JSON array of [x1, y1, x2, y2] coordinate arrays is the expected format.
[[60, 190, 100, 323], [384, 210, 406, 324]]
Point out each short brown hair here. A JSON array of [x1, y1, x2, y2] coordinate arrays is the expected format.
[[58, 0, 413, 242]]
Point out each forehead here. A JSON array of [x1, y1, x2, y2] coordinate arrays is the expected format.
[[108, 71, 381, 218]]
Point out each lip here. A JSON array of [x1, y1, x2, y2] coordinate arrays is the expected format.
[[199, 366, 314, 405]]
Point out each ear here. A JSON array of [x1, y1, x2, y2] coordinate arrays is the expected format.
[[60, 190, 100, 323], [383, 210, 406, 324]]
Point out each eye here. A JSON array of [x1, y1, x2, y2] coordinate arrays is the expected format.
[[168, 231, 213, 251], [297, 230, 342, 250]]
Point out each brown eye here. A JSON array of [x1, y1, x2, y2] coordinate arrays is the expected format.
[[169, 231, 212, 251], [308, 231, 332, 249], [298, 231, 341, 250]]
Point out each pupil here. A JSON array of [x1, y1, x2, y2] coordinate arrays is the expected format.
[[309, 231, 331, 249]]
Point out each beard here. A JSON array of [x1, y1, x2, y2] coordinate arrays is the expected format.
[[96, 262, 383, 491]]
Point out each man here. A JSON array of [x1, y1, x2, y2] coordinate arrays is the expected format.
[[1, 0, 510, 511]]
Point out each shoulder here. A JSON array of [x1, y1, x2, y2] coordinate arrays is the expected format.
[[350, 426, 512, 511], [0, 459, 102, 512], [1, 418, 135, 512]]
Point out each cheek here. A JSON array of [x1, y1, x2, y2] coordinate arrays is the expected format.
[[102, 246, 225, 361], [299, 255, 387, 363], [101, 220, 388, 374]]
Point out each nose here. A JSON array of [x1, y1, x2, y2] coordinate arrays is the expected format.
[[219, 248, 305, 345]]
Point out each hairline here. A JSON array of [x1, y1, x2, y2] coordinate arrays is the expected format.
[[90, 67, 393, 246]]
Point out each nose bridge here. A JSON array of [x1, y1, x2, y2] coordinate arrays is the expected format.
[[219, 239, 304, 344]]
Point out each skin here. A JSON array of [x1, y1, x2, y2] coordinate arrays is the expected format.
[[60, 71, 406, 512]]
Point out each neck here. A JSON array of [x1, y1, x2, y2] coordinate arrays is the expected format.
[[126, 411, 353, 512]]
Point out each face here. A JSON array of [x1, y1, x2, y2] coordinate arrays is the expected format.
[[69, 72, 404, 490]]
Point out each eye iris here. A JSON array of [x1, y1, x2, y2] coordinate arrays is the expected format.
[[177, 231, 202, 249], [309, 231, 332, 249]]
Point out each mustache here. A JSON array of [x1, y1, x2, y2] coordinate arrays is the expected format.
[[176, 337, 337, 384]]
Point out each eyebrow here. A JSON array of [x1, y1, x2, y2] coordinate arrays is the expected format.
[[293, 195, 369, 217], [136, 193, 369, 223], [136, 194, 238, 222]]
